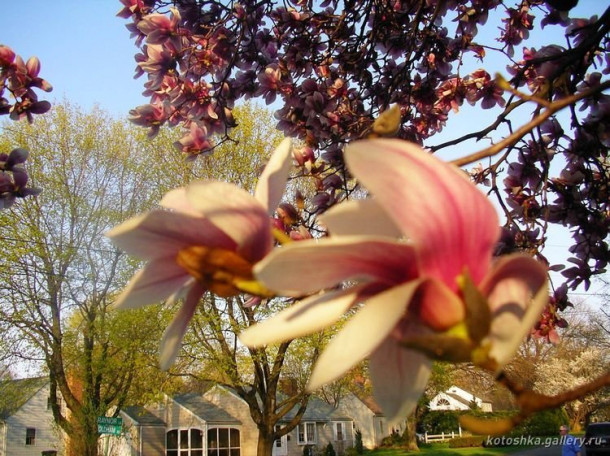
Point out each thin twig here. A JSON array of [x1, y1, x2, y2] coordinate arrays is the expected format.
[[451, 80, 610, 168]]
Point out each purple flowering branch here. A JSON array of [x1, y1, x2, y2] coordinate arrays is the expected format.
[[0, 44, 52, 210], [0, 148, 42, 210], [119, 0, 610, 335]]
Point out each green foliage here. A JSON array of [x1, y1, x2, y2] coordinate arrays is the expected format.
[[0, 102, 189, 455], [355, 429, 364, 454], [447, 436, 485, 448], [419, 411, 462, 434], [512, 408, 569, 437], [324, 442, 336, 456], [380, 430, 409, 448]]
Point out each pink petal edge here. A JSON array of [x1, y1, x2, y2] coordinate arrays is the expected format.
[[254, 137, 293, 214]]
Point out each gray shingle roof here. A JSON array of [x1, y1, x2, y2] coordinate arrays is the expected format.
[[0, 377, 48, 420], [281, 397, 351, 422], [174, 393, 241, 424], [122, 406, 166, 426]]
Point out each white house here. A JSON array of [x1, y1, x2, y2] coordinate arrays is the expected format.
[[335, 393, 406, 449], [0, 377, 64, 456], [429, 385, 493, 412], [108, 385, 403, 455]]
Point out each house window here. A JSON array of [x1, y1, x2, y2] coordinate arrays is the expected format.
[[166, 428, 204, 456], [437, 398, 450, 407], [207, 428, 240, 456], [333, 422, 345, 441], [297, 423, 316, 445], [274, 425, 283, 448], [26, 428, 36, 446]]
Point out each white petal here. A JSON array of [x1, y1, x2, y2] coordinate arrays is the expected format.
[[239, 287, 362, 347], [307, 281, 421, 391], [370, 338, 431, 425], [320, 198, 403, 238], [159, 284, 204, 370], [254, 236, 418, 296], [113, 260, 191, 309], [254, 137, 293, 213], [482, 255, 548, 370], [488, 279, 548, 370]]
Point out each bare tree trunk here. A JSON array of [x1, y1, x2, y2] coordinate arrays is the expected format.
[[256, 430, 274, 456]]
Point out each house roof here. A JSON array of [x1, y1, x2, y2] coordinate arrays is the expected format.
[[0, 377, 48, 420], [446, 392, 473, 407], [281, 397, 351, 422], [174, 393, 241, 424], [122, 406, 166, 426]]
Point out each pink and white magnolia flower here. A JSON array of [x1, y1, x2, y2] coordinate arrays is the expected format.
[[107, 138, 292, 369], [240, 138, 548, 423]]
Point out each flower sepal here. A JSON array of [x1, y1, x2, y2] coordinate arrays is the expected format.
[[400, 333, 474, 363]]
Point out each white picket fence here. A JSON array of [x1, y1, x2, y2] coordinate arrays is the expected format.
[[422, 427, 462, 443]]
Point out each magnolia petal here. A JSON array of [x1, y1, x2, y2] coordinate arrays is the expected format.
[[320, 198, 403, 238], [107, 210, 235, 259], [254, 137, 293, 214], [159, 284, 205, 370], [346, 139, 499, 287], [239, 287, 362, 347], [160, 187, 200, 216], [307, 281, 421, 391], [370, 338, 431, 425], [482, 255, 548, 370], [185, 181, 272, 262], [255, 236, 419, 296], [113, 259, 191, 309]]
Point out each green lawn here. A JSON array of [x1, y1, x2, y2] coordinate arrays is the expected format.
[[368, 443, 531, 456]]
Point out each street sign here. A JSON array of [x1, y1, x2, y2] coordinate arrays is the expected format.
[[97, 416, 123, 435]]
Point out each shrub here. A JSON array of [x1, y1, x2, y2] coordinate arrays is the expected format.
[[516, 408, 569, 436], [448, 436, 485, 448], [419, 411, 461, 434], [354, 429, 364, 454], [324, 442, 336, 456], [302, 445, 314, 456], [380, 430, 407, 447]]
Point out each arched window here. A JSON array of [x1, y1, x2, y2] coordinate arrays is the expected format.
[[207, 428, 240, 456], [436, 398, 451, 407], [166, 428, 204, 456]]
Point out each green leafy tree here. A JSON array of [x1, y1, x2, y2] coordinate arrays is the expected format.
[[0, 102, 183, 456]]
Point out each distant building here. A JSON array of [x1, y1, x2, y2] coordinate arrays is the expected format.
[[1, 377, 404, 455], [429, 385, 493, 412], [109, 385, 401, 455], [0, 377, 64, 456]]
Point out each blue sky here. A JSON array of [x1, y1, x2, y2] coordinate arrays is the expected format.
[[3, 1, 604, 120], [3, 0, 607, 304], [3, 0, 148, 118]]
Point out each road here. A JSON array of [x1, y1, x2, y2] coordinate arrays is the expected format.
[[510, 445, 561, 455]]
